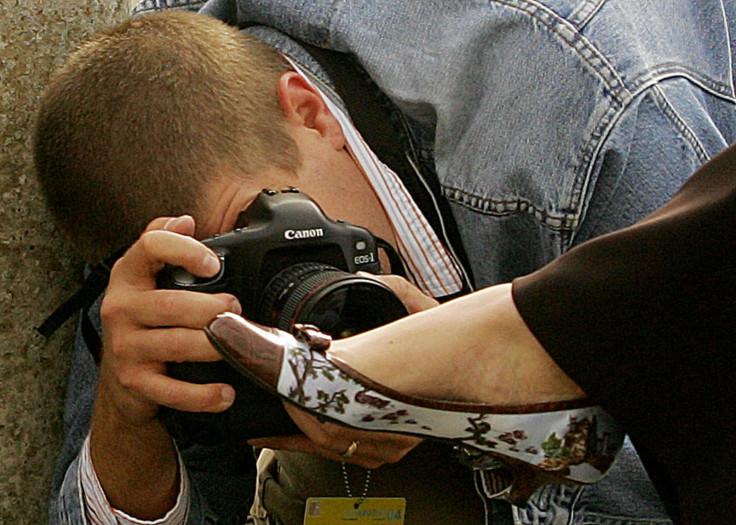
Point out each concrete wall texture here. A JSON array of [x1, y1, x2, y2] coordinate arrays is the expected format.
[[0, 1, 126, 522]]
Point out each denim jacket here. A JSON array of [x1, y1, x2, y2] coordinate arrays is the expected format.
[[224, 0, 736, 283], [52, 1, 736, 524], [217, 1, 735, 523]]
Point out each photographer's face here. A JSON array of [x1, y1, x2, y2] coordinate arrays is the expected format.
[[199, 165, 395, 270], [196, 166, 298, 240], [198, 71, 397, 258]]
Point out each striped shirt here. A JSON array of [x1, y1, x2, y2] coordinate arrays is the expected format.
[[80, 60, 464, 524], [287, 58, 464, 298]]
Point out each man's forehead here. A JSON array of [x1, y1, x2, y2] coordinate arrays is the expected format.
[[199, 168, 301, 237]]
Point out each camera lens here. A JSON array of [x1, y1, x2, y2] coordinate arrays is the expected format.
[[258, 262, 408, 339]]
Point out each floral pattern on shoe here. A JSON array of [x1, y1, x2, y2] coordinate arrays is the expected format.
[[278, 346, 624, 485]]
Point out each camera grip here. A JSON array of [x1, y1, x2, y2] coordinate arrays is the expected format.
[[160, 361, 301, 444]]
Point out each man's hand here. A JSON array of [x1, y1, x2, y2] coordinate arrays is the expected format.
[[89, 215, 240, 519], [356, 272, 440, 313], [97, 215, 239, 425], [250, 405, 422, 469]]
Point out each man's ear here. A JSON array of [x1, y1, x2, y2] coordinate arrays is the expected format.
[[277, 71, 346, 150]]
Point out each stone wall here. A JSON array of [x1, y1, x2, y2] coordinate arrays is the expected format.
[[0, 1, 126, 522]]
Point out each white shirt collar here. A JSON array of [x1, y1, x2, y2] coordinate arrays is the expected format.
[[286, 57, 463, 298]]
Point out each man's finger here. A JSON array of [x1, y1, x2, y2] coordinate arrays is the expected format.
[[248, 435, 319, 455], [251, 403, 421, 467], [142, 215, 195, 235], [106, 290, 240, 329], [111, 328, 224, 364], [247, 434, 386, 469], [356, 272, 438, 313], [109, 229, 221, 290], [129, 371, 235, 413]]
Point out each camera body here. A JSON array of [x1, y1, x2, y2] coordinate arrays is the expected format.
[[158, 188, 408, 443], [159, 187, 393, 331]]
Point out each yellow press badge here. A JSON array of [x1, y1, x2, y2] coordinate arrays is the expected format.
[[303, 497, 406, 524]]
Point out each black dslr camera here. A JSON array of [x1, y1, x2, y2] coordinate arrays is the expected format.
[[158, 187, 407, 335], [158, 188, 408, 443]]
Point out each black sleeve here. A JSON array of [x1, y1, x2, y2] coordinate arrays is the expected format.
[[511, 145, 736, 525]]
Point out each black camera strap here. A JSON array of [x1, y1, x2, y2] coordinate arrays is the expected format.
[[375, 237, 405, 278], [35, 249, 124, 361], [34, 264, 105, 339]]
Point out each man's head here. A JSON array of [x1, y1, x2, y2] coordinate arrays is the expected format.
[[34, 11, 299, 262]]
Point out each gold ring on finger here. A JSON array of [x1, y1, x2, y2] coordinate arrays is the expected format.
[[340, 440, 359, 459]]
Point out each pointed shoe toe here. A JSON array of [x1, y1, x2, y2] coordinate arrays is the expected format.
[[205, 312, 302, 393], [205, 313, 625, 502]]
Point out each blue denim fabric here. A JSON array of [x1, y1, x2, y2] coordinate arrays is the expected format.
[[51, 310, 256, 525], [50, 314, 96, 525], [214, 1, 736, 524], [51, 1, 736, 524], [225, 0, 736, 283]]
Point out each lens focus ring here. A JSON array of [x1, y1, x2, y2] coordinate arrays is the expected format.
[[259, 262, 345, 330]]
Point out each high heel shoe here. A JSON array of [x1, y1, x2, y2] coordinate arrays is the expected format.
[[205, 312, 625, 505]]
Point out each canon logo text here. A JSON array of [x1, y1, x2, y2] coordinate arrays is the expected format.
[[284, 228, 325, 240]]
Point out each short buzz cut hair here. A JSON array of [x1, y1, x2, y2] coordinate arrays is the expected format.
[[34, 10, 299, 262]]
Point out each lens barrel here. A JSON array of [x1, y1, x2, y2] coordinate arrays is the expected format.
[[259, 262, 408, 339]]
